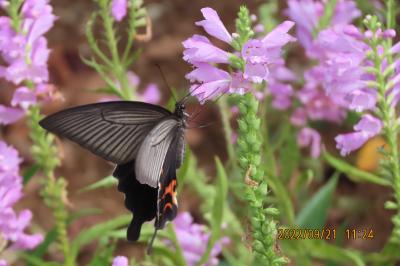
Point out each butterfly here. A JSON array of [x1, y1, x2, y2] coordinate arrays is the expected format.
[[39, 100, 188, 249]]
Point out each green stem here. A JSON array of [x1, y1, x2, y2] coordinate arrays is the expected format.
[[167, 224, 187, 266], [99, 1, 133, 100], [218, 97, 236, 169]]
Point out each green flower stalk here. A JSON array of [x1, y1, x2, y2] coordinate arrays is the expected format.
[[237, 94, 286, 265], [232, 7, 287, 265], [83, 0, 147, 100], [363, 15, 400, 258], [28, 106, 73, 266]]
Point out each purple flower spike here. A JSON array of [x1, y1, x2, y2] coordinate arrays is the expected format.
[[112, 256, 128, 266], [285, 0, 360, 50], [183, 35, 230, 64], [0, 141, 43, 260], [111, 0, 128, 22], [196, 7, 232, 44], [335, 114, 382, 156]]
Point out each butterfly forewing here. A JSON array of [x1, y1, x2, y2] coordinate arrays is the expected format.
[[39, 101, 171, 164]]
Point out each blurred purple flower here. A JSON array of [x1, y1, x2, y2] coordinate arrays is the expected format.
[[139, 83, 161, 104], [195, 7, 232, 44], [0, 141, 43, 256], [173, 212, 229, 266], [0, 260, 6, 266], [297, 127, 321, 158], [269, 82, 293, 110], [111, 0, 128, 22], [0, 105, 24, 125], [335, 114, 382, 156], [111, 256, 128, 266], [290, 108, 307, 126], [284, 0, 360, 49], [11, 86, 36, 109]]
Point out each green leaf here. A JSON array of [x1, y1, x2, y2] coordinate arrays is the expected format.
[[323, 151, 390, 186], [316, 0, 338, 32], [279, 128, 300, 180], [258, 1, 279, 32], [19, 253, 61, 266], [23, 164, 39, 184], [296, 172, 339, 228], [197, 157, 228, 265], [70, 214, 131, 260], [78, 175, 117, 193], [281, 238, 365, 266]]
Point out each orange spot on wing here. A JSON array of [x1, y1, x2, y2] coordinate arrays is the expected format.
[[162, 179, 177, 199]]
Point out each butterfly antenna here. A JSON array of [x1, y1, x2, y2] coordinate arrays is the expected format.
[[181, 83, 202, 104], [146, 228, 158, 255], [155, 64, 177, 102], [187, 121, 217, 129]]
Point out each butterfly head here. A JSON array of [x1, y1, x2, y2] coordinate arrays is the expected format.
[[174, 102, 189, 119]]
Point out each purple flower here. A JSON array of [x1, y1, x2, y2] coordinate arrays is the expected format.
[[0, 105, 24, 125], [183, 8, 294, 103], [186, 63, 231, 102], [195, 7, 232, 44], [186, 63, 250, 103], [112, 256, 128, 266], [11, 86, 36, 109], [0, 0, 55, 85], [335, 114, 382, 156], [0, 141, 43, 257], [242, 21, 295, 84], [297, 127, 321, 158], [182, 35, 230, 64], [172, 212, 229, 266], [111, 0, 128, 22]]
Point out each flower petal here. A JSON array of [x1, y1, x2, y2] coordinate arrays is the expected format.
[[195, 7, 232, 44]]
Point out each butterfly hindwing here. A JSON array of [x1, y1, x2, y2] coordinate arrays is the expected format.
[[155, 127, 185, 229], [113, 161, 157, 241], [39, 101, 171, 164]]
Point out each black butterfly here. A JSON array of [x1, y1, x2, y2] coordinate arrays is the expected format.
[[39, 100, 188, 248]]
